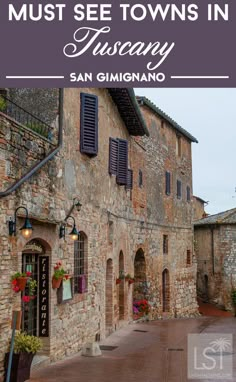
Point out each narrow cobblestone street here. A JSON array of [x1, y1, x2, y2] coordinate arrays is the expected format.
[[28, 316, 236, 382]]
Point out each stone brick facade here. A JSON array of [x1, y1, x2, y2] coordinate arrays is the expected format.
[[194, 209, 236, 310], [0, 88, 198, 379]]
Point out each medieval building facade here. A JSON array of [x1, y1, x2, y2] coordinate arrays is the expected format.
[[0, 88, 198, 379]]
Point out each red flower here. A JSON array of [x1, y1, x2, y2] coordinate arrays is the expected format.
[[13, 286, 20, 292], [54, 265, 59, 270], [11, 279, 17, 285], [22, 296, 31, 303], [26, 271, 32, 277], [57, 261, 62, 266], [65, 274, 69, 280]]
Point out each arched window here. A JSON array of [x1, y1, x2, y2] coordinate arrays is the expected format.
[[74, 232, 88, 294]]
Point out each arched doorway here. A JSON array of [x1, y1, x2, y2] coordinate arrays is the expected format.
[[133, 249, 147, 318], [118, 251, 125, 320], [21, 239, 50, 337], [105, 259, 113, 333], [162, 269, 170, 312]]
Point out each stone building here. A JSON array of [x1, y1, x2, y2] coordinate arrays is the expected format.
[[194, 208, 236, 310], [193, 195, 208, 220], [0, 88, 198, 379]]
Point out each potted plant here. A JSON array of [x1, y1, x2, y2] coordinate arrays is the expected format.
[[116, 278, 121, 285], [5, 332, 42, 382], [116, 270, 125, 284], [11, 272, 32, 292], [125, 274, 135, 284], [52, 261, 67, 289]]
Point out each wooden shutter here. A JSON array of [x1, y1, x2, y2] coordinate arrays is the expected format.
[[165, 171, 171, 195], [139, 169, 143, 187], [80, 93, 98, 155], [126, 169, 133, 190], [109, 138, 118, 175], [117, 139, 128, 185], [177, 180, 182, 199]]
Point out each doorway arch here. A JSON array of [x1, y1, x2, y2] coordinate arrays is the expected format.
[[21, 238, 50, 337], [105, 259, 113, 332], [133, 248, 147, 301], [162, 269, 170, 312]]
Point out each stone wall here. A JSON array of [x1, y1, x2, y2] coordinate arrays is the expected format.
[[195, 224, 236, 310], [0, 88, 198, 380]]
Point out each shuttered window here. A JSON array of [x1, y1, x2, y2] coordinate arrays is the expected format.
[[177, 180, 182, 199], [109, 138, 129, 186], [165, 171, 171, 195], [74, 232, 88, 294], [187, 186, 191, 202], [80, 93, 98, 155], [126, 169, 133, 190], [109, 138, 118, 175], [139, 170, 143, 187], [117, 139, 128, 185]]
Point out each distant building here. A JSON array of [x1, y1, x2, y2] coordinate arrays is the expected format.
[[192, 196, 209, 220], [194, 208, 236, 310]]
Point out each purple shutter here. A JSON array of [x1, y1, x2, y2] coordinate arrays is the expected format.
[[177, 180, 182, 199], [78, 275, 87, 293], [117, 139, 128, 185], [126, 169, 133, 190], [80, 93, 98, 156], [109, 138, 118, 175]]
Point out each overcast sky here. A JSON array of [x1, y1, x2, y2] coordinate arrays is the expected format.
[[135, 88, 236, 215]]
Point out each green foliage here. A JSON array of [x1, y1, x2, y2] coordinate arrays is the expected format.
[[119, 270, 125, 280], [14, 332, 42, 354], [28, 279, 37, 296], [0, 96, 6, 112], [11, 271, 31, 281], [231, 289, 236, 306], [53, 261, 66, 280], [25, 122, 48, 138], [125, 273, 134, 281]]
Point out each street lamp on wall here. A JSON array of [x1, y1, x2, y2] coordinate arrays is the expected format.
[[8, 206, 33, 239], [59, 215, 78, 241]]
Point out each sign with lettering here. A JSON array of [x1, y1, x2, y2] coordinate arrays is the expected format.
[[38, 256, 49, 337], [23, 241, 44, 254], [57, 278, 73, 304]]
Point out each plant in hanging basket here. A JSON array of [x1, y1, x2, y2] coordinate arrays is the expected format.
[[125, 274, 135, 284], [116, 278, 122, 285], [52, 261, 67, 289], [11, 271, 32, 292]]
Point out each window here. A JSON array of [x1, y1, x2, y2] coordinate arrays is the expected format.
[[163, 235, 168, 255], [176, 136, 182, 157], [74, 232, 88, 294], [186, 186, 191, 201], [109, 138, 129, 186], [80, 93, 98, 156], [139, 169, 143, 187], [165, 171, 171, 195], [177, 180, 182, 199], [187, 250, 191, 265]]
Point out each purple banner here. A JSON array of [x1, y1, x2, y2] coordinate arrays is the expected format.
[[0, 0, 235, 87]]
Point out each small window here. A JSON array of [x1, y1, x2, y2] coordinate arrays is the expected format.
[[176, 136, 182, 157], [126, 169, 133, 190], [74, 232, 88, 294], [165, 171, 171, 195], [187, 250, 191, 265], [163, 235, 168, 255], [80, 93, 98, 156], [177, 180, 182, 199], [187, 186, 191, 202], [139, 169, 143, 187]]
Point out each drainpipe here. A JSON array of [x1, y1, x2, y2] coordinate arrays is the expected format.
[[0, 89, 64, 198], [210, 226, 215, 275]]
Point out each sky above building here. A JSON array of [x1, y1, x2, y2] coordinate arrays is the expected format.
[[135, 88, 236, 215]]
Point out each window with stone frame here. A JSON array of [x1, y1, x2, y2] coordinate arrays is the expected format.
[[74, 232, 88, 294], [139, 169, 143, 188], [163, 235, 168, 255], [177, 179, 182, 199], [186, 186, 191, 202], [186, 249, 191, 266], [176, 135, 182, 157]]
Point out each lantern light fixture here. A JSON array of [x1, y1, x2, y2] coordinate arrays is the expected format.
[[59, 215, 78, 241], [8, 206, 33, 239]]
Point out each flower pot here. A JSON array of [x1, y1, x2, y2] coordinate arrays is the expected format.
[[5, 352, 34, 382], [116, 279, 121, 285], [128, 279, 135, 285], [52, 277, 62, 289], [17, 277, 28, 292]]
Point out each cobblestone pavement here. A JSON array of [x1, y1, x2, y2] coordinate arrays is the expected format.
[[198, 298, 233, 317], [29, 317, 236, 382]]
